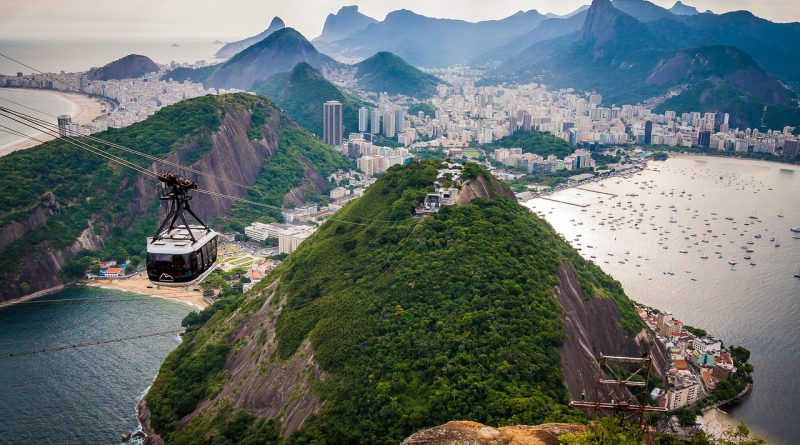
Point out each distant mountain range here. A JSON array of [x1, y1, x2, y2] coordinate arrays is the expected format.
[[314, 8, 548, 67], [477, 0, 799, 129], [314, 5, 376, 43], [252, 62, 368, 137], [204, 28, 341, 90], [172, 0, 798, 129], [87, 54, 158, 81], [214, 17, 285, 59]]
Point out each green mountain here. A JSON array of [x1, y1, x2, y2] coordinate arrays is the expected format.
[[252, 62, 369, 137], [0, 93, 348, 302], [204, 28, 341, 90], [140, 160, 650, 444], [87, 54, 159, 80], [161, 63, 219, 84], [484, 129, 576, 159], [354, 51, 443, 98]]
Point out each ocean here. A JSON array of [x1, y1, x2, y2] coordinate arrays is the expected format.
[[0, 287, 193, 444], [0, 39, 223, 75], [525, 155, 800, 444], [0, 88, 76, 150]]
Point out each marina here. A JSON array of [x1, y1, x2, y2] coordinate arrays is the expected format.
[[525, 155, 800, 445]]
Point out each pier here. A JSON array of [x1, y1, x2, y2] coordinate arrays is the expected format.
[[539, 197, 590, 208], [575, 187, 618, 197]]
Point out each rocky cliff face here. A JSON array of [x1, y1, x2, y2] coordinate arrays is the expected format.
[[401, 421, 587, 445], [555, 262, 663, 401], [0, 100, 322, 303]]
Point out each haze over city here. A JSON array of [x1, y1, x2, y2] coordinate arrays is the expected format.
[[1, 0, 798, 41]]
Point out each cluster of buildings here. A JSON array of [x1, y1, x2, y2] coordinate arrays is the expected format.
[[1, 64, 237, 135], [244, 221, 316, 255], [347, 72, 798, 157], [639, 309, 740, 411], [339, 135, 413, 176], [492, 147, 594, 173]]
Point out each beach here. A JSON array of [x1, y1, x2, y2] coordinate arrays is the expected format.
[[88, 274, 208, 309], [0, 88, 109, 156]]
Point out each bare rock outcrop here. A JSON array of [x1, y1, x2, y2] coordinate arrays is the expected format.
[[555, 262, 663, 401], [401, 421, 587, 445]]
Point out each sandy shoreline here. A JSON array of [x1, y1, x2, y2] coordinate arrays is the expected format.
[[88, 274, 209, 309], [0, 88, 110, 156]]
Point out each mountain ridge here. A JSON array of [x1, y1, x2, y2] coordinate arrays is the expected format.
[[205, 28, 341, 90], [140, 160, 652, 444], [0, 93, 347, 303], [215, 17, 285, 59]]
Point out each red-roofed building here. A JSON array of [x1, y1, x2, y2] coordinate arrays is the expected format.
[[101, 267, 125, 278]]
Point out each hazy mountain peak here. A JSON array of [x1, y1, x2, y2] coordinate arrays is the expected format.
[[669, 1, 699, 16], [214, 16, 286, 59], [315, 5, 377, 42]]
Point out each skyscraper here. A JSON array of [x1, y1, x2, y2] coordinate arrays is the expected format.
[[358, 107, 369, 133], [323, 101, 343, 146], [383, 108, 396, 138], [644, 120, 653, 145], [370, 108, 381, 134], [395, 107, 405, 132]]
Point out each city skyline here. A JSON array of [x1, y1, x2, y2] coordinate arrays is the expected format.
[[1, 0, 798, 42]]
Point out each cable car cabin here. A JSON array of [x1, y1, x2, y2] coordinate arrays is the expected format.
[[146, 225, 218, 286]]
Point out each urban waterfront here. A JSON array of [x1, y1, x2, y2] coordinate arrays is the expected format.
[[0, 287, 192, 445], [526, 155, 800, 444]]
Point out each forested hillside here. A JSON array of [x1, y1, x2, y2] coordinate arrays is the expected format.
[[0, 93, 347, 302], [141, 160, 646, 444]]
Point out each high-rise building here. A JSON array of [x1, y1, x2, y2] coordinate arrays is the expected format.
[[395, 107, 405, 132], [383, 108, 396, 138], [644, 120, 653, 145], [370, 108, 381, 134], [358, 107, 369, 133], [57, 115, 72, 136], [589, 94, 602, 107], [323, 101, 343, 146]]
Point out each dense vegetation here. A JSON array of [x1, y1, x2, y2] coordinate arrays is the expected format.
[[161, 64, 220, 84], [146, 161, 644, 444], [0, 93, 347, 295], [408, 103, 436, 118], [354, 51, 442, 98], [221, 126, 350, 231], [483, 129, 575, 159], [252, 62, 369, 137]]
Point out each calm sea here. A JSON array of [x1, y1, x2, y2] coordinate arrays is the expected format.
[[525, 156, 800, 444], [0, 287, 192, 444], [0, 88, 75, 150], [0, 39, 223, 75]]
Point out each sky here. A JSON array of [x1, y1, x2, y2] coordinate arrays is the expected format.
[[0, 0, 798, 42]]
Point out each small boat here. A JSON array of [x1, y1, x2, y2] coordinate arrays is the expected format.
[[729, 260, 737, 266], [791, 227, 800, 233]]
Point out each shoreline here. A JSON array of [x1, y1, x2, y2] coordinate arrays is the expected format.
[[87, 274, 208, 309], [0, 275, 208, 310], [0, 87, 111, 156]]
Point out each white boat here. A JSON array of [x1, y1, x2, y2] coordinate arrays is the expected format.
[[729, 260, 737, 266]]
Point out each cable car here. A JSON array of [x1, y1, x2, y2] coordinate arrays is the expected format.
[[146, 173, 218, 286]]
